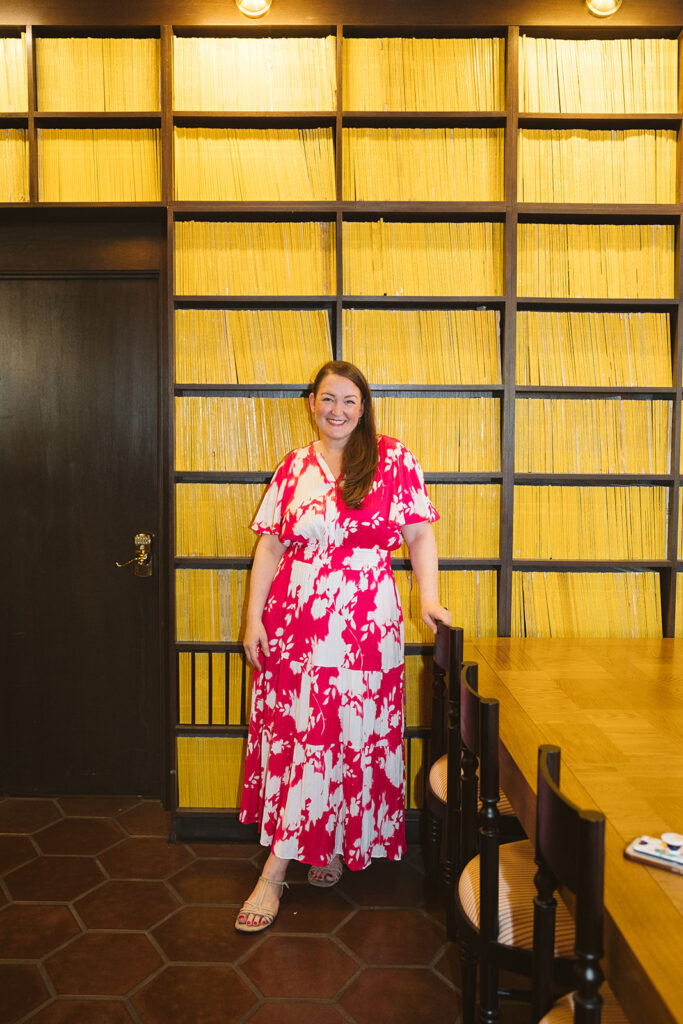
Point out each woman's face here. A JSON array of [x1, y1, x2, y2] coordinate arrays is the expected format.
[[309, 373, 364, 447]]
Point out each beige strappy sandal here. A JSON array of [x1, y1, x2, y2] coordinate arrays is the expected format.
[[308, 855, 344, 888], [235, 875, 288, 933]]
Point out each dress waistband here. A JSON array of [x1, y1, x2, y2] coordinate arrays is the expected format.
[[286, 546, 391, 572]]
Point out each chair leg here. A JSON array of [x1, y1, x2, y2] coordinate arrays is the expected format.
[[424, 809, 442, 883], [459, 939, 478, 1024], [478, 960, 500, 1024]]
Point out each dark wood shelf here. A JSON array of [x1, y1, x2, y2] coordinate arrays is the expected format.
[[516, 297, 678, 311], [34, 111, 161, 121], [173, 110, 337, 122], [173, 294, 335, 306], [512, 560, 673, 570], [342, 110, 507, 125], [174, 382, 504, 395], [518, 204, 680, 220], [515, 386, 676, 397], [517, 112, 682, 127], [514, 474, 675, 484]]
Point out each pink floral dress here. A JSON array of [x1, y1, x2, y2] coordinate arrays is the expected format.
[[238, 435, 438, 870]]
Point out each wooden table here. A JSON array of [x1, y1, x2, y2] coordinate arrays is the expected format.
[[464, 638, 683, 1024]]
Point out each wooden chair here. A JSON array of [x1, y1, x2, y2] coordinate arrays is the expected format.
[[532, 745, 628, 1024], [425, 624, 523, 943], [455, 663, 575, 1024]]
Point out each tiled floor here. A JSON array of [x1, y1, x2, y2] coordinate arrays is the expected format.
[[0, 797, 532, 1024], [0, 797, 465, 1024]]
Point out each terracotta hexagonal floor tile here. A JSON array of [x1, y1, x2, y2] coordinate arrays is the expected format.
[[98, 838, 193, 880], [131, 965, 256, 1024], [246, 1004, 349, 1024], [0, 835, 36, 874], [339, 966, 458, 1024], [275, 882, 354, 934], [336, 908, 446, 964], [117, 802, 170, 837], [45, 933, 162, 996], [75, 879, 180, 930], [35, 818, 125, 856], [170, 858, 256, 904], [338, 859, 426, 908], [433, 943, 462, 990], [19, 999, 133, 1023], [0, 799, 61, 835], [241, 936, 358, 999], [0, 964, 49, 1024], [152, 905, 250, 962], [0, 904, 81, 958], [57, 796, 140, 817], [5, 856, 105, 901]]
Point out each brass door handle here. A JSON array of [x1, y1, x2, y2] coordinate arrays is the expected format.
[[116, 533, 153, 577]]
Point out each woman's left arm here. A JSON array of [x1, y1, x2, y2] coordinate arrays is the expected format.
[[401, 521, 452, 634]]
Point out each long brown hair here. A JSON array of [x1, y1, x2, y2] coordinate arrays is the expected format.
[[310, 361, 378, 509]]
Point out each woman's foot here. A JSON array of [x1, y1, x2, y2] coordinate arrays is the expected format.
[[308, 854, 343, 888], [235, 874, 288, 932], [235, 852, 290, 933]]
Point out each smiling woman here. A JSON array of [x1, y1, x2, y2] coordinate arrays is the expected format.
[[235, 360, 451, 932]]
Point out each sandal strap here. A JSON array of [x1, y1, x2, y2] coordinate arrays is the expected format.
[[239, 899, 275, 924], [257, 875, 288, 892]]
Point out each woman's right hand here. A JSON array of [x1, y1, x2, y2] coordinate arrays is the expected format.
[[243, 619, 270, 671]]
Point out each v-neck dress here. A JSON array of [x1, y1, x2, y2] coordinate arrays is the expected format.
[[238, 434, 438, 870]]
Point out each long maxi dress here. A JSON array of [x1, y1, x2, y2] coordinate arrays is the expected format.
[[239, 434, 438, 871]]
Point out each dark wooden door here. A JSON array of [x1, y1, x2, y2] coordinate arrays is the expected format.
[[0, 274, 162, 795]]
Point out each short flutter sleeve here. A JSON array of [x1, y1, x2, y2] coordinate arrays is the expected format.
[[386, 438, 439, 529], [251, 455, 292, 538]]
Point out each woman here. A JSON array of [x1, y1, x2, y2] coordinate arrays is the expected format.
[[236, 361, 450, 932]]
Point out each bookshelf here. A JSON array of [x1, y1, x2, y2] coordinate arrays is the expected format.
[[4, 7, 683, 834]]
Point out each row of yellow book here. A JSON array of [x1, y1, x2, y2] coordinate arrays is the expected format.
[[175, 481, 502, 560], [178, 645, 431, 730], [175, 567, 499, 644], [176, 482, 264, 558], [343, 221, 504, 296], [174, 221, 336, 296], [176, 568, 249, 642], [342, 36, 505, 112], [176, 733, 426, 809], [343, 308, 501, 386], [515, 398, 671, 474], [513, 486, 668, 560], [374, 396, 500, 473], [37, 128, 161, 202], [175, 308, 333, 385], [173, 35, 337, 112], [175, 395, 501, 473], [35, 37, 160, 111], [518, 36, 679, 114], [176, 735, 246, 808], [518, 129, 678, 204], [405, 484, 501, 559], [397, 569, 498, 641], [516, 311, 672, 388], [175, 397, 315, 473], [0, 34, 27, 112], [178, 650, 251, 726], [511, 570, 662, 637], [0, 129, 28, 202], [517, 223, 675, 299], [342, 127, 504, 202], [174, 127, 335, 202]]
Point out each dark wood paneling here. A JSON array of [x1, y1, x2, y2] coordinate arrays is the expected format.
[[0, 266, 164, 795], [0, 210, 165, 272], [1, 0, 682, 28]]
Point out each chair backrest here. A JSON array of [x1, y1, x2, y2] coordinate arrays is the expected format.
[[532, 745, 606, 1024], [459, 661, 502, 941], [432, 622, 464, 765]]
